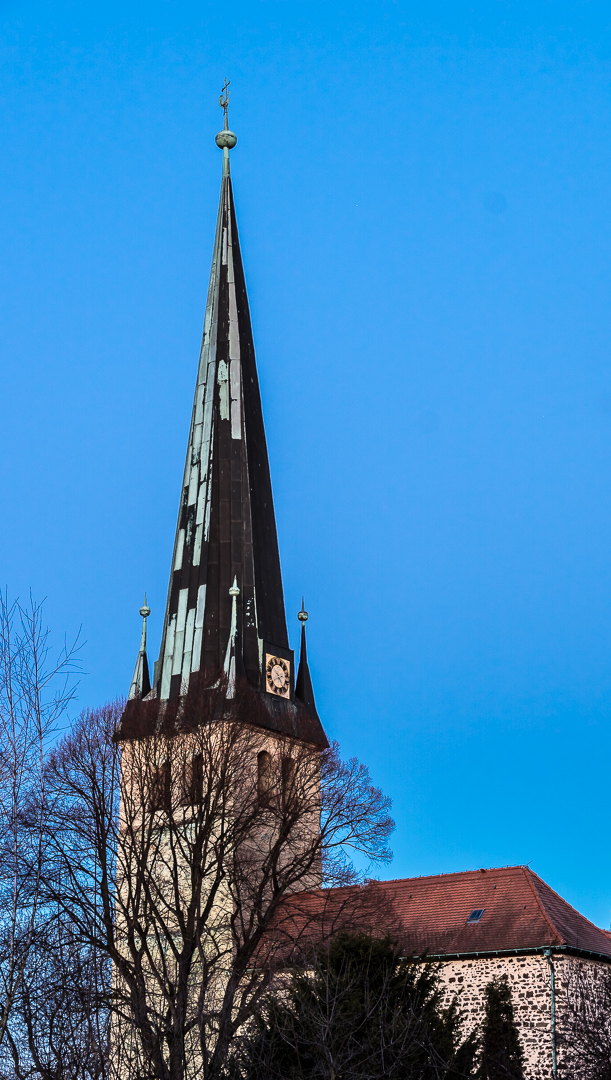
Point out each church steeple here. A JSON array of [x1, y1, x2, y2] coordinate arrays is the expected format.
[[122, 91, 326, 748]]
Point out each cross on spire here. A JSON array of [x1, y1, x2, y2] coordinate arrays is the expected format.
[[215, 81, 237, 174], [219, 78, 230, 130]]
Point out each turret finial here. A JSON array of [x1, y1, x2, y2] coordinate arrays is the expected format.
[[128, 594, 151, 700], [215, 79, 237, 168], [298, 598, 308, 624], [138, 595, 150, 651]]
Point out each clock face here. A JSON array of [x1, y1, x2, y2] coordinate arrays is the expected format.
[[265, 654, 291, 699]]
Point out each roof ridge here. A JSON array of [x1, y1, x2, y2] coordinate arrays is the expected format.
[[371, 866, 529, 887], [521, 867, 563, 945]]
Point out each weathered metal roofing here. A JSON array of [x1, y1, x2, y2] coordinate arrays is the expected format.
[[121, 133, 326, 748]]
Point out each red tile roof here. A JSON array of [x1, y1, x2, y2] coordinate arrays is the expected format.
[[275, 866, 611, 961]]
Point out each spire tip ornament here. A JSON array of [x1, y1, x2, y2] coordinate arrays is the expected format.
[[215, 78, 237, 152], [298, 599, 308, 624], [139, 593, 151, 620]]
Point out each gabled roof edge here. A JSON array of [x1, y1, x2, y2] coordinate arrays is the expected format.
[[522, 867, 564, 946]]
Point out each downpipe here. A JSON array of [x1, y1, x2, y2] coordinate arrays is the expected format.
[[544, 948, 558, 1079]]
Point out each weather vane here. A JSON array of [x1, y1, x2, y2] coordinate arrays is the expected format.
[[215, 80, 237, 163], [219, 79, 230, 127]]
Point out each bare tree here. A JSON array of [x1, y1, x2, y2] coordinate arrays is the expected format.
[[0, 593, 79, 1057], [1, 915, 111, 1080], [560, 962, 611, 1080], [40, 682, 394, 1080]]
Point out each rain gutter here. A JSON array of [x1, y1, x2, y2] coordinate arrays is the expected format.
[[406, 943, 611, 963]]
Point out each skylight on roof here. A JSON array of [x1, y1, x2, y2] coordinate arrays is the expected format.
[[467, 909, 485, 923]]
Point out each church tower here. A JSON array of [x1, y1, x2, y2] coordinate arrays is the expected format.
[[120, 92, 327, 752], [110, 103, 328, 1075]]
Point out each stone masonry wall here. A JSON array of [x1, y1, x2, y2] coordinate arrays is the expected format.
[[435, 954, 555, 1080], [433, 952, 611, 1079]]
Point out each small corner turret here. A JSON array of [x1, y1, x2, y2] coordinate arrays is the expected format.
[[295, 601, 320, 725], [128, 596, 151, 701]]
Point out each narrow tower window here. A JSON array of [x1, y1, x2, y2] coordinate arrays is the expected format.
[[182, 754, 204, 806], [257, 750, 273, 807], [151, 761, 171, 813], [281, 757, 295, 807]]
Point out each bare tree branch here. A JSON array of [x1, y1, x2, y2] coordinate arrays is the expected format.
[[561, 962, 611, 1080], [0, 592, 80, 1058]]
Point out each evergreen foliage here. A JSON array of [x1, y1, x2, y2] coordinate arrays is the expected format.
[[476, 975, 525, 1080], [240, 932, 478, 1079]]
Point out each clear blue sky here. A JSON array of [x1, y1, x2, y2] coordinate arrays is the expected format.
[[2, 0, 611, 925]]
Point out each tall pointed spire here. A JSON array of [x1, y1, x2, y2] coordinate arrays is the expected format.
[[120, 90, 327, 747], [153, 93, 287, 701], [128, 596, 151, 700]]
